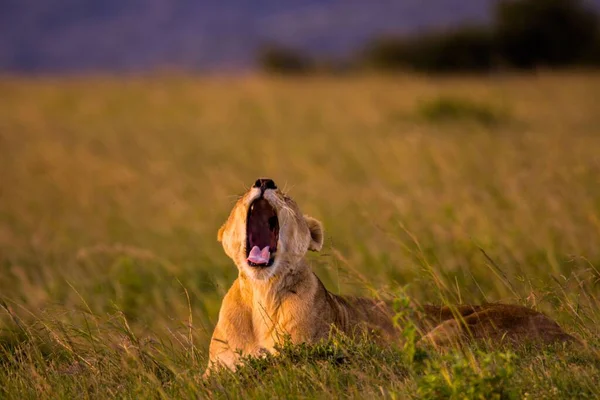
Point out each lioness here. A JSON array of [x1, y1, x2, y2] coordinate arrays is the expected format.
[[206, 178, 574, 374]]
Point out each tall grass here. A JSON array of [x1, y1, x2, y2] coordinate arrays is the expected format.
[[1, 73, 599, 398]]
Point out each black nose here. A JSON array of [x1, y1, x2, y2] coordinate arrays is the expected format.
[[254, 178, 277, 193]]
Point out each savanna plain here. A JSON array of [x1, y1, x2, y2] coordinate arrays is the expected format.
[[1, 73, 600, 399]]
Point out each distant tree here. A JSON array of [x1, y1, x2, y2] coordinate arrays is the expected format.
[[361, 26, 496, 73], [257, 44, 313, 74], [495, 0, 600, 68]]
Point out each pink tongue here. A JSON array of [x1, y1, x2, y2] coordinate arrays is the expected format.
[[247, 246, 270, 264]]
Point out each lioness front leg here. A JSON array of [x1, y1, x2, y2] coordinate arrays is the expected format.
[[204, 281, 255, 376], [204, 325, 242, 376]]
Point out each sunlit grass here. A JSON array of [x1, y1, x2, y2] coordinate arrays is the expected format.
[[0, 72, 599, 398]]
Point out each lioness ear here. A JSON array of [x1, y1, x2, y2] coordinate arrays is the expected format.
[[217, 224, 226, 242], [304, 215, 324, 252]]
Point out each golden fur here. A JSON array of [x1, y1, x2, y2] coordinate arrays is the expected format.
[[205, 180, 574, 375]]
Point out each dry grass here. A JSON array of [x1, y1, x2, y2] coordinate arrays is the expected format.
[[1, 72, 600, 398]]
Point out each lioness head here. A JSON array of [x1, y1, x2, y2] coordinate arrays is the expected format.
[[218, 178, 324, 280]]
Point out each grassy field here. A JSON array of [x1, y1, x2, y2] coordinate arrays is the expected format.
[[1, 72, 600, 398]]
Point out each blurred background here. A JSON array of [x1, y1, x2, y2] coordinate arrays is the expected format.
[[2, 0, 600, 73], [1, 1, 600, 396]]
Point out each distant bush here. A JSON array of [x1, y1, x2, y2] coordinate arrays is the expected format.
[[361, 0, 600, 73], [495, 0, 600, 68], [257, 44, 314, 74], [362, 26, 496, 73], [257, 0, 600, 75], [417, 96, 509, 126]]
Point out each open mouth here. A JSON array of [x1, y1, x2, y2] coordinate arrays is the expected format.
[[246, 197, 279, 267]]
